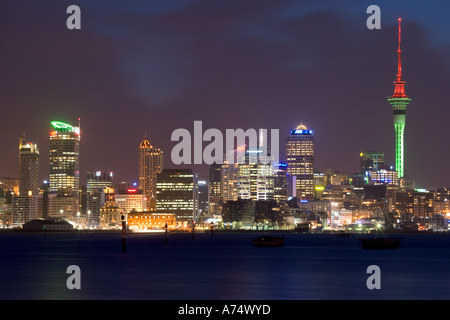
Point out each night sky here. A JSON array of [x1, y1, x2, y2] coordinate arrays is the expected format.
[[1, 0, 450, 189]]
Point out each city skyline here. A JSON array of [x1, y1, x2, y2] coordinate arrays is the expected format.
[[3, 1, 450, 189]]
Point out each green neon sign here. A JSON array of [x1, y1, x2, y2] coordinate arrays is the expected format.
[[51, 121, 74, 130]]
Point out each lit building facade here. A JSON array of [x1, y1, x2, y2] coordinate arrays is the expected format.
[[127, 212, 176, 231], [273, 163, 288, 202], [393, 190, 434, 220], [286, 124, 314, 200], [209, 163, 222, 215], [19, 142, 39, 196], [138, 136, 163, 210], [48, 194, 78, 220], [116, 188, 147, 214], [12, 195, 37, 227], [369, 168, 399, 190], [156, 169, 199, 225], [86, 171, 113, 227], [99, 188, 122, 229], [49, 121, 80, 195], [360, 151, 384, 175]]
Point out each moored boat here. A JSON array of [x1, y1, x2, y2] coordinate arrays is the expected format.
[[361, 237, 401, 249], [252, 236, 285, 247]]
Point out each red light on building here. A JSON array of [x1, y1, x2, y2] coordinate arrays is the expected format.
[[127, 188, 138, 193]]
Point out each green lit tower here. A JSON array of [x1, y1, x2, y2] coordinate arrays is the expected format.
[[387, 18, 411, 179]]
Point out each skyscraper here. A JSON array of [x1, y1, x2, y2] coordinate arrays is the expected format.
[[360, 151, 384, 175], [19, 141, 39, 196], [286, 123, 314, 200], [49, 121, 80, 195], [86, 171, 113, 227], [138, 135, 163, 210], [156, 169, 198, 225], [387, 18, 411, 179]]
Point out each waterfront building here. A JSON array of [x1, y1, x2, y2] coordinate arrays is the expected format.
[[12, 195, 37, 227], [127, 212, 176, 231], [116, 188, 146, 214], [156, 169, 199, 225]]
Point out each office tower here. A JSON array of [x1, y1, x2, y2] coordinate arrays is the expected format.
[[156, 169, 198, 225], [360, 151, 384, 175], [236, 149, 274, 201], [197, 180, 209, 217], [273, 163, 288, 202], [222, 198, 255, 229], [116, 188, 147, 214], [86, 171, 113, 227], [12, 195, 37, 227], [209, 163, 221, 198], [435, 187, 450, 202], [387, 18, 411, 179], [138, 135, 163, 210], [221, 157, 239, 202], [369, 168, 399, 190], [209, 163, 222, 215], [286, 123, 314, 200], [19, 141, 39, 196], [221, 146, 275, 202], [49, 121, 80, 195]]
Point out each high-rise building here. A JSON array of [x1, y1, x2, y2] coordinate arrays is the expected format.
[[116, 188, 147, 214], [237, 150, 274, 201], [49, 121, 80, 195], [286, 123, 314, 200], [360, 151, 384, 175], [387, 18, 411, 179], [221, 146, 275, 202], [273, 163, 288, 202], [138, 135, 163, 210], [19, 141, 39, 196], [156, 169, 198, 225], [209, 163, 222, 215], [198, 180, 209, 217], [86, 171, 113, 227], [209, 163, 222, 198]]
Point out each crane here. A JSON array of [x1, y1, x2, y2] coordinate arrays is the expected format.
[[0, 130, 26, 148]]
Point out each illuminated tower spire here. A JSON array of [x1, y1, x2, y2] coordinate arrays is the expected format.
[[387, 18, 411, 179]]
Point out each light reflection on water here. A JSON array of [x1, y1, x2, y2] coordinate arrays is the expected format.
[[0, 232, 449, 300]]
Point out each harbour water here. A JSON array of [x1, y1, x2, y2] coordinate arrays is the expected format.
[[0, 231, 449, 300]]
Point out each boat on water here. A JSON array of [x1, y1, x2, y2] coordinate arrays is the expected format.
[[335, 231, 351, 238], [252, 236, 285, 247], [360, 237, 402, 249]]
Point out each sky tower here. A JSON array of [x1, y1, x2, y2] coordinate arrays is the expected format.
[[387, 18, 411, 179]]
